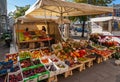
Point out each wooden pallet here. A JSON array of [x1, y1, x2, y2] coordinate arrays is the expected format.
[[96, 57, 103, 64], [48, 75, 58, 82], [103, 54, 112, 61], [29, 42, 35, 49], [86, 58, 95, 67], [79, 58, 95, 68], [96, 53, 112, 63], [64, 64, 84, 78]]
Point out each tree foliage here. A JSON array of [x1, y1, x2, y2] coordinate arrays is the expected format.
[[74, 0, 114, 6], [8, 5, 30, 19], [69, 0, 114, 37]]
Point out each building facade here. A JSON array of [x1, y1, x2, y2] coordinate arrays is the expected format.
[[113, 4, 120, 16], [0, 0, 7, 33]]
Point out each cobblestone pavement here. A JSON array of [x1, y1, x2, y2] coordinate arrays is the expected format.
[[58, 59, 120, 82], [0, 40, 9, 60]]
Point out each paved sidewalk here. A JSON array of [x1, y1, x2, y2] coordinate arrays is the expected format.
[[0, 40, 9, 60], [58, 59, 120, 82]]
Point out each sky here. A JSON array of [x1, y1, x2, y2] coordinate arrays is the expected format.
[[7, 0, 120, 14], [7, 0, 36, 13]]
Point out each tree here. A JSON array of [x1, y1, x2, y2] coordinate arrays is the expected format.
[[75, 0, 114, 6], [8, 5, 30, 19], [69, 0, 114, 37]]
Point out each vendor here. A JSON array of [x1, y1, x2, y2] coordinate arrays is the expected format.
[[24, 28, 30, 36], [39, 26, 47, 38], [42, 26, 46, 33], [24, 28, 31, 40]]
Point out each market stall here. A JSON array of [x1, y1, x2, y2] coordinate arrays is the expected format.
[[14, 16, 62, 50], [25, 0, 113, 42], [1, 39, 118, 82], [90, 16, 120, 34], [1, 0, 115, 82]]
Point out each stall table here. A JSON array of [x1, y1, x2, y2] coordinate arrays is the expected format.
[[64, 64, 84, 78], [19, 37, 52, 49]]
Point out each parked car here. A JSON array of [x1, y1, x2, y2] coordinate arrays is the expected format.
[[74, 27, 88, 32]]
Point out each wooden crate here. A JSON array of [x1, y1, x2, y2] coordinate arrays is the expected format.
[[103, 54, 112, 61], [29, 42, 35, 49], [86, 58, 95, 67], [64, 64, 84, 78], [79, 58, 95, 68], [48, 75, 58, 82], [96, 57, 103, 64]]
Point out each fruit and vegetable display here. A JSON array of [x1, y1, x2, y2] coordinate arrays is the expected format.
[[31, 50, 42, 59], [102, 41, 119, 47], [49, 55, 60, 63], [91, 42, 107, 50], [0, 60, 13, 70], [52, 43, 62, 51], [0, 75, 6, 82], [32, 59, 41, 65], [8, 73, 23, 82], [23, 65, 47, 78], [19, 32, 25, 41], [0, 60, 13, 75], [89, 33, 101, 43], [46, 64, 57, 72], [1, 38, 118, 82], [41, 48, 52, 56], [19, 30, 49, 42], [41, 58, 50, 64], [19, 51, 31, 59], [90, 49, 114, 57], [86, 54, 97, 58], [6, 53, 18, 64], [10, 66, 20, 72], [68, 40, 89, 49], [20, 58, 33, 68], [55, 50, 67, 61], [50, 57, 59, 63], [78, 57, 88, 62], [64, 59, 80, 67], [56, 63, 65, 68], [90, 33, 120, 48]]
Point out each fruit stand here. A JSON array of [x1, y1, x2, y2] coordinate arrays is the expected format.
[[1, 38, 118, 82], [14, 16, 62, 50]]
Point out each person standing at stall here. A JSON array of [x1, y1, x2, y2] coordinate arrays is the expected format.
[[24, 28, 31, 41], [42, 26, 46, 32], [41, 26, 47, 38]]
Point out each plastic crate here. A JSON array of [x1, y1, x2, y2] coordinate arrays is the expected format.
[[7, 70, 23, 82], [22, 64, 49, 82], [37, 71, 50, 81], [30, 49, 43, 59], [40, 47, 52, 56], [55, 62, 68, 74], [10, 62, 20, 72], [49, 55, 61, 64], [5, 53, 18, 64], [40, 57, 52, 65], [45, 63, 59, 77], [22, 64, 44, 71], [0, 60, 13, 75], [24, 75, 38, 82], [52, 43, 63, 51], [19, 51, 31, 60], [20, 58, 33, 68]]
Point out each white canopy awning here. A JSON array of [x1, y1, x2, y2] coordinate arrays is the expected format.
[[16, 16, 70, 24], [25, 0, 113, 17], [90, 16, 120, 22]]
